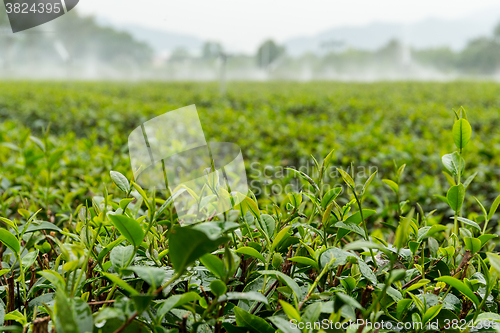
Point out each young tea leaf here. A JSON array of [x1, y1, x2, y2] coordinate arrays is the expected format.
[[452, 118, 472, 150], [0, 229, 20, 254], [442, 152, 465, 177], [447, 184, 465, 212]]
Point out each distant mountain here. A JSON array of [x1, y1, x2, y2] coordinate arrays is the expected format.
[[285, 5, 500, 56], [95, 18, 204, 55], [118, 24, 204, 54]]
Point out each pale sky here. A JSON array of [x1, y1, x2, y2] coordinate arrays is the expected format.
[[78, 0, 500, 52]]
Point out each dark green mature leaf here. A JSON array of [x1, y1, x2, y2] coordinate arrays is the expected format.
[[127, 266, 166, 290], [454, 217, 481, 232], [218, 292, 268, 304], [318, 248, 348, 268], [335, 221, 366, 238], [336, 293, 364, 310], [110, 245, 134, 271], [234, 306, 274, 333], [259, 270, 302, 300], [452, 118, 472, 150], [268, 316, 301, 333], [103, 273, 139, 296], [131, 294, 155, 314], [234, 247, 266, 263], [221, 323, 250, 333], [54, 290, 93, 333], [344, 210, 376, 224], [109, 215, 144, 247], [156, 292, 201, 320], [447, 184, 465, 212], [260, 214, 276, 238], [200, 253, 225, 278], [210, 279, 227, 296], [0, 229, 20, 254], [169, 226, 229, 273], [358, 260, 377, 285]]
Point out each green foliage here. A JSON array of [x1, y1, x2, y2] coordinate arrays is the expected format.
[[1, 82, 500, 332]]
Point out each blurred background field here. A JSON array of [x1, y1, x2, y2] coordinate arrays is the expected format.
[[3, 3, 500, 80], [2, 1, 500, 242], [1, 81, 500, 231]]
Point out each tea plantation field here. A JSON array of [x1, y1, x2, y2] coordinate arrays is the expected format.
[[0, 81, 500, 332]]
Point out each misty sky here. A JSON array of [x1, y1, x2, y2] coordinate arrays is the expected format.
[[79, 0, 500, 52]]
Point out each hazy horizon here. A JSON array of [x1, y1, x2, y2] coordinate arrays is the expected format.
[[78, 0, 500, 53]]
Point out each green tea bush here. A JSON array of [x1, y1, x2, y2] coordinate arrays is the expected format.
[[1, 82, 500, 332]]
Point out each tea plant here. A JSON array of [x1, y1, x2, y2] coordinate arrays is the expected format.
[[0, 106, 500, 333]]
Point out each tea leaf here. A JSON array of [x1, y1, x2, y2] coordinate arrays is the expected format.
[[463, 237, 482, 254], [436, 276, 479, 306], [0, 229, 20, 254], [110, 171, 130, 193], [422, 304, 443, 325], [488, 194, 500, 221], [103, 273, 139, 296], [279, 300, 301, 321], [234, 247, 266, 263], [442, 152, 465, 177], [337, 168, 355, 189], [169, 227, 229, 273], [156, 292, 201, 320], [210, 279, 227, 297], [447, 184, 465, 212], [234, 306, 275, 333], [453, 118, 472, 150], [108, 214, 144, 247], [200, 253, 225, 278], [382, 179, 399, 194], [259, 270, 302, 300], [127, 266, 166, 290]]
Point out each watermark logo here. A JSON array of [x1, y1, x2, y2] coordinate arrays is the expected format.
[[3, 0, 78, 32], [128, 105, 248, 224]]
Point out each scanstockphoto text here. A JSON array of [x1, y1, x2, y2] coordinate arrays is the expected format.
[[290, 318, 500, 331], [248, 161, 379, 196]]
